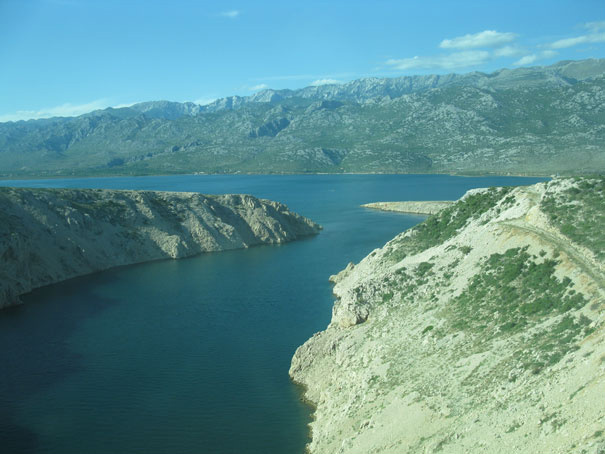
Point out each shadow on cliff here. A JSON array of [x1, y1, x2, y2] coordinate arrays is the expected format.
[[0, 271, 122, 454]]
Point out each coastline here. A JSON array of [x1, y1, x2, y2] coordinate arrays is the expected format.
[[291, 178, 605, 453], [0, 170, 556, 181], [0, 187, 320, 309], [362, 200, 454, 215]]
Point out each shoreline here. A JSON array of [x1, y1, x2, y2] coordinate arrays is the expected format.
[[290, 178, 605, 453], [362, 200, 454, 215], [0, 171, 556, 182], [0, 187, 320, 309]]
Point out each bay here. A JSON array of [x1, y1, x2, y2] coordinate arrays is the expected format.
[[0, 174, 547, 453]]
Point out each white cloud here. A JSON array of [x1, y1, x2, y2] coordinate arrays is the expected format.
[[513, 50, 558, 66], [387, 50, 490, 70], [513, 54, 538, 66], [550, 32, 605, 49], [250, 84, 269, 91], [440, 30, 517, 49], [386, 29, 523, 73], [219, 10, 240, 18], [541, 50, 558, 59], [0, 99, 111, 123], [549, 20, 605, 49], [386, 21, 603, 74], [311, 79, 341, 86], [493, 45, 524, 57], [113, 102, 137, 109], [585, 21, 605, 32]]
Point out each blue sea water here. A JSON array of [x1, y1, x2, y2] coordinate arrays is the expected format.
[[0, 174, 547, 453]]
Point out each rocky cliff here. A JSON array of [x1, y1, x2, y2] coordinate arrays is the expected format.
[[0, 187, 320, 308], [291, 177, 605, 453]]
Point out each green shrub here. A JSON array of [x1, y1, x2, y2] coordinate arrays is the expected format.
[[416, 261, 434, 277], [449, 247, 591, 372], [390, 187, 513, 256], [541, 177, 605, 260]]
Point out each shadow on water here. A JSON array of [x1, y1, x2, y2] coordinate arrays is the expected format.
[[0, 245, 322, 454], [0, 273, 122, 454]]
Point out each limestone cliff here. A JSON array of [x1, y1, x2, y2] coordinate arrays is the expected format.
[[291, 177, 605, 454], [0, 187, 320, 308]]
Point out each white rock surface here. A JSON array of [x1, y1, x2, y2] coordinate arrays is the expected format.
[[292, 179, 605, 454], [362, 200, 454, 215], [0, 187, 320, 308]]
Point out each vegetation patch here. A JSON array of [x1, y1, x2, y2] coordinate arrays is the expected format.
[[448, 247, 592, 373], [386, 187, 512, 261], [541, 177, 605, 260], [381, 292, 394, 304], [415, 261, 434, 277], [421, 325, 435, 335], [459, 245, 472, 255]]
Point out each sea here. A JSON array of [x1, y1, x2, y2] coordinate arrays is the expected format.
[[0, 174, 547, 454]]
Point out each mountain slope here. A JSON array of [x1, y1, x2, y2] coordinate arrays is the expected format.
[[1, 59, 604, 177], [290, 177, 605, 454], [0, 187, 320, 308]]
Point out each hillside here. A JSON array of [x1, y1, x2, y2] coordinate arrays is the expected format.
[[290, 177, 605, 453], [1, 59, 604, 177], [0, 187, 320, 308]]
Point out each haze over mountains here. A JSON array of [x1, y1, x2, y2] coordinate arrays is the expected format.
[[1, 59, 604, 177]]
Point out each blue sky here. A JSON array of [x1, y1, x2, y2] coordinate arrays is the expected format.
[[1, 0, 604, 121]]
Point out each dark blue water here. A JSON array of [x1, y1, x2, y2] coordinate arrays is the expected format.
[[0, 175, 547, 453]]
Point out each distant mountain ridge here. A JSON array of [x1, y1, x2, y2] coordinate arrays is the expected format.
[[1, 58, 604, 177], [119, 59, 605, 118], [201, 58, 605, 113]]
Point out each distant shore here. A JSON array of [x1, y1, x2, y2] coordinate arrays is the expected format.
[[362, 200, 454, 215], [0, 171, 555, 181]]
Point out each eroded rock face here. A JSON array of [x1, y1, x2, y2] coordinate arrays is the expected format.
[[0, 187, 320, 308], [291, 178, 605, 454]]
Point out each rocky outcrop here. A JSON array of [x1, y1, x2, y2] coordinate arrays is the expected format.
[[0, 187, 320, 309], [249, 117, 291, 138], [291, 178, 605, 454], [362, 200, 454, 215]]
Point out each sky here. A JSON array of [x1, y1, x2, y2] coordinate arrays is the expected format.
[[0, 0, 604, 122]]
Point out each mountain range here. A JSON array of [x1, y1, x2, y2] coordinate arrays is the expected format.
[[1, 58, 604, 177]]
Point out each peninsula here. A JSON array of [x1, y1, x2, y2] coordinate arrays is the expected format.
[[0, 187, 320, 308], [291, 177, 605, 453], [362, 201, 454, 215]]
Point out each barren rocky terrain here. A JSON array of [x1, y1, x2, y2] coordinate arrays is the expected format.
[[0, 187, 319, 308], [291, 177, 605, 453]]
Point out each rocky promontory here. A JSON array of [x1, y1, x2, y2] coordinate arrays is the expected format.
[[362, 201, 454, 215], [291, 177, 605, 453], [0, 187, 320, 308]]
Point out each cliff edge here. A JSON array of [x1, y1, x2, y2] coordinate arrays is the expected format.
[[0, 187, 320, 308], [291, 177, 605, 454]]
